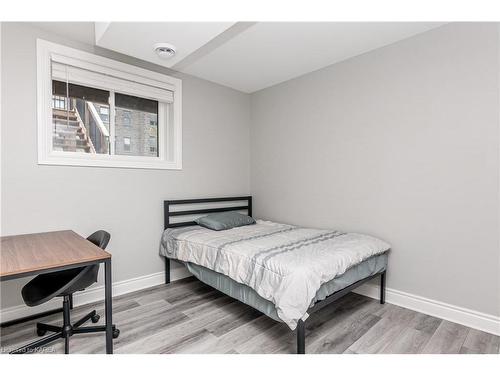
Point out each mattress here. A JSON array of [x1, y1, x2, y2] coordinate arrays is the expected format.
[[160, 220, 390, 328], [185, 252, 388, 323]]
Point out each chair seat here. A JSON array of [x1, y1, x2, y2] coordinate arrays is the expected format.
[[22, 266, 97, 307]]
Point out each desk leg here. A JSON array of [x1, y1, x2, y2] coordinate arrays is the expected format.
[[104, 259, 113, 354]]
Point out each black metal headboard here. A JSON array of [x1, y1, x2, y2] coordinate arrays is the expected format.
[[164, 196, 252, 229]]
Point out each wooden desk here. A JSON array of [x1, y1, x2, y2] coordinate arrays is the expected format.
[[0, 230, 114, 354]]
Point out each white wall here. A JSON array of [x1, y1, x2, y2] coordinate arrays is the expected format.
[[250, 23, 500, 317], [0, 23, 251, 309]]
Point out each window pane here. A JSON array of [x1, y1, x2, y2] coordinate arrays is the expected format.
[[52, 80, 110, 154], [114, 93, 159, 157]]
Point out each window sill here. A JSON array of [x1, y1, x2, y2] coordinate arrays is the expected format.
[[38, 152, 182, 170]]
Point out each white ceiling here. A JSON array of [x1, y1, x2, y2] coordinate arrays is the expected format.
[[94, 22, 236, 68], [179, 22, 444, 93], [32, 22, 444, 93], [32, 22, 96, 45]]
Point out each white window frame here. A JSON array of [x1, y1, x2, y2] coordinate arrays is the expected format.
[[37, 39, 182, 170]]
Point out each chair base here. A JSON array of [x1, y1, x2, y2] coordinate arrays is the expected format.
[[10, 297, 119, 354]]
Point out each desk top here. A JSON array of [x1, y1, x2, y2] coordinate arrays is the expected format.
[[1, 230, 111, 279]]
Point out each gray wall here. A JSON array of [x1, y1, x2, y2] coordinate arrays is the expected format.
[[2, 22, 499, 319], [0, 23, 251, 308], [250, 23, 500, 316]]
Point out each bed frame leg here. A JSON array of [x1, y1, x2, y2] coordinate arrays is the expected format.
[[297, 319, 305, 354], [165, 258, 171, 284], [380, 271, 386, 304]]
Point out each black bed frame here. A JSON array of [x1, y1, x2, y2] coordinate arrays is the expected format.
[[163, 196, 386, 354]]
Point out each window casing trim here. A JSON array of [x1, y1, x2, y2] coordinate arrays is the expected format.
[[37, 39, 182, 170]]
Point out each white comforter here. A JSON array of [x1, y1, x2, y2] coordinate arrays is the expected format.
[[160, 220, 390, 329]]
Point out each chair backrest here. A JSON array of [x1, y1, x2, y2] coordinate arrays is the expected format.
[[87, 230, 111, 250], [57, 230, 111, 295], [81, 230, 111, 286]]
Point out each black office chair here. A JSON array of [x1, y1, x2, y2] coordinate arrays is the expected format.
[[11, 230, 119, 354]]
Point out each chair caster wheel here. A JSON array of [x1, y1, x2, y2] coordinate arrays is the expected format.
[[112, 329, 120, 339], [91, 314, 100, 323], [37, 329, 46, 337]]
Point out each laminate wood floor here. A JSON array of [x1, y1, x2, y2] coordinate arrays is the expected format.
[[1, 277, 499, 354]]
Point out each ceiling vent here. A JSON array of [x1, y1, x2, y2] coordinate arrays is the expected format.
[[154, 43, 177, 60]]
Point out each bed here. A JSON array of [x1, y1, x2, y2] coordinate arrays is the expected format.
[[159, 196, 390, 354]]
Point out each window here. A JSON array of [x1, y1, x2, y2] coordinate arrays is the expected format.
[[37, 39, 182, 169], [149, 136, 157, 154], [123, 137, 131, 152], [121, 110, 132, 126], [52, 81, 110, 154], [115, 94, 158, 157], [52, 95, 67, 110], [97, 104, 110, 123]]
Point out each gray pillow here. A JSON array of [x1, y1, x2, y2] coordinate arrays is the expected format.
[[195, 211, 255, 231]]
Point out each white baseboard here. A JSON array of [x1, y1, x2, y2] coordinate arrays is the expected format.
[[354, 283, 500, 336], [2, 267, 498, 337], [0, 266, 191, 324]]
